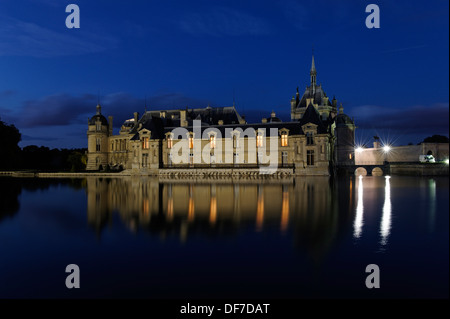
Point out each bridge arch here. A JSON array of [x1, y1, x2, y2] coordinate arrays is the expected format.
[[355, 167, 367, 176], [371, 167, 383, 176]]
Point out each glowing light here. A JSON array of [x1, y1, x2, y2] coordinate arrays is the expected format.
[[380, 176, 392, 246], [355, 147, 364, 153], [383, 145, 391, 153], [445, 159, 449, 165], [353, 175, 364, 239]]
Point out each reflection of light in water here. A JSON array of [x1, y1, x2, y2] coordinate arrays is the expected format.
[[210, 197, 217, 225], [167, 185, 173, 220], [143, 198, 150, 217], [188, 185, 195, 222], [380, 176, 392, 246], [167, 198, 174, 221], [280, 189, 289, 232], [428, 179, 436, 232], [188, 198, 195, 222], [256, 186, 264, 231], [353, 175, 364, 239]]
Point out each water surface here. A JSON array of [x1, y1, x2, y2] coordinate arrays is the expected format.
[[0, 175, 448, 298]]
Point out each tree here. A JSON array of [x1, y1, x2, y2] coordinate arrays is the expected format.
[[421, 135, 449, 144], [67, 151, 87, 172], [0, 119, 21, 169]]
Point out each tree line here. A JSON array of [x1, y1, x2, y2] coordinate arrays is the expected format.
[[0, 119, 86, 171]]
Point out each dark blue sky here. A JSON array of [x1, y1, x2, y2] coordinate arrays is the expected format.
[[0, 0, 448, 148]]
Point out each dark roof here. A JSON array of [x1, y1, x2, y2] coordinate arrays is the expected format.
[[129, 113, 165, 140], [146, 106, 245, 126], [163, 121, 304, 137], [299, 104, 334, 134], [89, 114, 108, 126], [336, 113, 354, 126], [296, 85, 332, 108]]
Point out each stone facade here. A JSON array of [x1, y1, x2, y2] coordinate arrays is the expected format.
[[87, 56, 355, 176]]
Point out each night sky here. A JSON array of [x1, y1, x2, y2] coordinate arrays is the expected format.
[[0, 0, 448, 149]]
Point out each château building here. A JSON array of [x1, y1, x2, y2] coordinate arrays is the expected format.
[[86, 56, 355, 175]]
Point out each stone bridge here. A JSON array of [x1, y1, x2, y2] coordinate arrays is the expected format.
[[338, 164, 389, 176]]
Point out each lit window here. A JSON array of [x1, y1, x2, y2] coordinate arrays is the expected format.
[[257, 134, 264, 148], [307, 150, 315, 166], [281, 132, 288, 147], [142, 137, 149, 149], [233, 135, 238, 148], [167, 136, 173, 149], [210, 135, 216, 149], [189, 135, 194, 149]]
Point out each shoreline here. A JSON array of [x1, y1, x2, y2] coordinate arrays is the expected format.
[[1, 162, 448, 179]]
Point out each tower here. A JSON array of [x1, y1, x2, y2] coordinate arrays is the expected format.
[[86, 104, 112, 170], [291, 54, 337, 121], [335, 104, 356, 166], [310, 54, 317, 94]]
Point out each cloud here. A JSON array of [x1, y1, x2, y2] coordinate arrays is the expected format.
[[13, 92, 212, 128], [0, 90, 16, 98], [21, 134, 59, 142], [351, 103, 449, 140], [0, 15, 118, 57], [179, 7, 272, 37]]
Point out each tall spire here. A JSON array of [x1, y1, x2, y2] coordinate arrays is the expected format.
[[310, 49, 317, 94]]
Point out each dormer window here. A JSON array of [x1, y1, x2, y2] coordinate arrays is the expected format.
[[306, 132, 314, 145], [281, 132, 288, 147], [142, 137, 149, 149], [96, 122, 101, 131]]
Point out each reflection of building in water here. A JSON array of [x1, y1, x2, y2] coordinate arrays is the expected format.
[[86, 177, 354, 259]]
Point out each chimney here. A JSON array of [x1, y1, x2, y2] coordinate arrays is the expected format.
[[180, 110, 187, 127], [262, 118, 267, 123], [108, 116, 113, 135], [134, 112, 139, 123]]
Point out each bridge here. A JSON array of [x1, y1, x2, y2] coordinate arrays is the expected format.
[[337, 163, 390, 176]]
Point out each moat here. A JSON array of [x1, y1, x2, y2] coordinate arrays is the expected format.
[[0, 175, 448, 298]]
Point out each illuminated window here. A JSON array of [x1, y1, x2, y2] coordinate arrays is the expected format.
[[306, 132, 314, 145], [307, 150, 315, 166], [349, 153, 352, 159], [142, 137, 149, 149], [257, 134, 264, 148], [210, 135, 216, 149], [189, 135, 194, 149], [167, 136, 173, 149], [281, 132, 288, 147], [233, 135, 238, 148]]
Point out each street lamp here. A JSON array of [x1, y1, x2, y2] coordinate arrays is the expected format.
[[382, 145, 391, 165]]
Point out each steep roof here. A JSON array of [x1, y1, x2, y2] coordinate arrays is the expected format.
[[296, 85, 332, 108]]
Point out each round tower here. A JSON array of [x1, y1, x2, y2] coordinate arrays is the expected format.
[[335, 104, 356, 166], [87, 104, 110, 170]]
